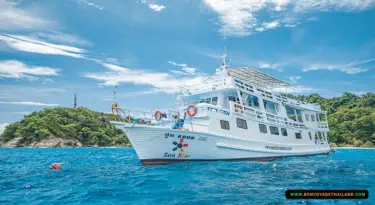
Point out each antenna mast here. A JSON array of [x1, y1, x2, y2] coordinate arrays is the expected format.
[[113, 86, 117, 103], [73, 93, 77, 109], [221, 47, 229, 70]]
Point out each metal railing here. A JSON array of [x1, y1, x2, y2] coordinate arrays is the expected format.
[[228, 101, 310, 129]]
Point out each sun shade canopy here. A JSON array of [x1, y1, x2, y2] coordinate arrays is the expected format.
[[227, 67, 292, 89]]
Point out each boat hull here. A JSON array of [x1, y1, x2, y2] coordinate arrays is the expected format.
[[113, 122, 331, 166]]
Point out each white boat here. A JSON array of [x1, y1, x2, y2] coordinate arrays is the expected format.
[[111, 52, 330, 165]]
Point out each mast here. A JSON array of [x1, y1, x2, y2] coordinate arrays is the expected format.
[[220, 47, 229, 76], [73, 93, 77, 108]]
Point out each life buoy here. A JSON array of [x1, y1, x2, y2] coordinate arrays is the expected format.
[[186, 104, 197, 117], [154, 110, 162, 121]]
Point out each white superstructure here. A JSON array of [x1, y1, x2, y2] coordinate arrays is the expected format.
[[111, 52, 330, 165]]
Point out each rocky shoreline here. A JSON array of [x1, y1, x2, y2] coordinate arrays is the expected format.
[[1, 136, 131, 148]]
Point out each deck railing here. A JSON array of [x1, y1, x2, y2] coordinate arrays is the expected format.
[[228, 101, 310, 129]]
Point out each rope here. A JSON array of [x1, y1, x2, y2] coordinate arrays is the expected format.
[[58, 120, 136, 165], [60, 147, 105, 165]]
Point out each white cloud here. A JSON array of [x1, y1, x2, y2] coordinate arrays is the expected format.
[[0, 0, 54, 30], [255, 21, 280, 33], [32, 32, 90, 46], [168, 61, 187, 67], [302, 58, 375, 74], [182, 67, 197, 75], [284, 24, 297, 27], [289, 76, 301, 84], [84, 62, 206, 94], [0, 123, 8, 135], [0, 34, 86, 58], [140, 0, 166, 12], [168, 61, 198, 75], [78, 0, 104, 10], [307, 16, 319, 21], [169, 70, 190, 76], [203, 0, 375, 37], [263, 21, 280, 29], [0, 60, 59, 80], [148, 3, 166, 12], [258, 62, 283, 72], [0, 101, 58, 106]]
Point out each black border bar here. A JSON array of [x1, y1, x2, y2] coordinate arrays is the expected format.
[[286, 190, 368, 199]]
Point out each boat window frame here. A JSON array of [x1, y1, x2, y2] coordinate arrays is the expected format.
[[295, 132, 302, 139], [206, 98, 211, 104], [281, 128, 288, 136], [285, 105, 297, 122], [270, 126, 280, 135], [259, 124, 267, 133], [220, 120, 230, 130], [212, 97, 218, 105], [236, 118, 248, 129], [263, 99, 279, 114]]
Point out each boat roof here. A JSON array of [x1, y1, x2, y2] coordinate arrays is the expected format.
[[227, 67, 291, 89]]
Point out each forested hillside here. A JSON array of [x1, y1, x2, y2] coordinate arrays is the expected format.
[[289, 92, 375, 147], [0, 107, 129, 147]]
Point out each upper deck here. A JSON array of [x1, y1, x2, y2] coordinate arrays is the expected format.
[[181, 67, 324, 113]]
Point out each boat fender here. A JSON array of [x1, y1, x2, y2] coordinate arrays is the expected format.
[[49, 163, 61, 170], [186, 105, 197, 117], [154, 110, 162, 121]]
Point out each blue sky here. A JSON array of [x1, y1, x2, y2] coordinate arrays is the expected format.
[[0, 0, 375, 125]]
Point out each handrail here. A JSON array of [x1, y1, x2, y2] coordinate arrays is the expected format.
[[229, 101, 310, 129]]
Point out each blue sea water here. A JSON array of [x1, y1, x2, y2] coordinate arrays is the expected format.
[[0, 148, 374, 205]]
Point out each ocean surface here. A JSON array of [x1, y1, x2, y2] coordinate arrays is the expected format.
[[0, 148, 374, 205]]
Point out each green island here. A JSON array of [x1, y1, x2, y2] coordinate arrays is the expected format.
[[0, 92, 374, 148], [0, 107, 130, 147]]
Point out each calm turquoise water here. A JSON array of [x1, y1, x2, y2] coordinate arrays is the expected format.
[[0, 148, 374, 205]]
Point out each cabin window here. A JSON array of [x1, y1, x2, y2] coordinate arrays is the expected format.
[[305, 114, 310, 121], [236, 118, 247, 129], [263, 100, 278, 114], [285, 105, 297, 121], [259, 124, 267, 133], [311, 115, 316, 122], [199, 99, 205, 103], [220, 120, 230, 130], [228, 96, 236, 102], [242, 93, 259, 108], [296, 109, 303, 123], [212, 97, 218, 105], [270, 126, 279, 135], [281, 128, 288, 136], [295, 132, 302, 139], [309, 132, 312, 140], [318, 132, 322, 140], [241, 92, 257, 107], [206, 98, 211, 104]]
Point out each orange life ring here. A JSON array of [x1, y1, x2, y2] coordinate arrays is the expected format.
[[154, 110, 162, 121], [186, 105, 197, 117]]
